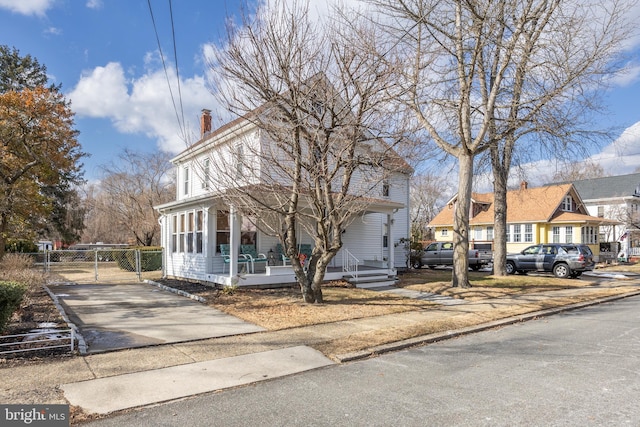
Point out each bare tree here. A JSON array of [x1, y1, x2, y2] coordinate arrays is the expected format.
[[551, 160, 606, 183], [208, 0, 405, 303], [89, 149, 175, 246], [410, 172, 450, 242], [367, 0, 635, 285]]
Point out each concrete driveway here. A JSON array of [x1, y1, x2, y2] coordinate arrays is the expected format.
[[48, 283, 265, 353]]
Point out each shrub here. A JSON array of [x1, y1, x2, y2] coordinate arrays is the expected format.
[[0, 281, 27, 332], [116, 247, 163, 272], [5, 239, 38, 253]]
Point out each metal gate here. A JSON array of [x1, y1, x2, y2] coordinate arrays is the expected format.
[[44, 249, 163, 283]]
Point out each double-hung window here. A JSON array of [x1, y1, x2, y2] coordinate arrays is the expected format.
[[513, 224, 521, 242], [565, 226, 573, 243], [524, 224, 533, 242]]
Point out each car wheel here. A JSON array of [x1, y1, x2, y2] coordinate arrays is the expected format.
[[428, 265, 436, 269], [505, 261, 516, 275], [471, 265, 481, 271], [412, 259, 422, 269], [553, 263, 571, 279]]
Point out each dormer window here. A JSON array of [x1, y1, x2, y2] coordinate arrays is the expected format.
[[562, 195, 572, 212]]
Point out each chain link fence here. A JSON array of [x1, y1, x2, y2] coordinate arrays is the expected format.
[[33, 249, 163, 283]]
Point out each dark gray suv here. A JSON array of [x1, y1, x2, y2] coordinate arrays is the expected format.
[[505, 243, 595, 278]]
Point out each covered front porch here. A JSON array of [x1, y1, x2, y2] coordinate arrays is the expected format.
[[203, 263, 397, 288]]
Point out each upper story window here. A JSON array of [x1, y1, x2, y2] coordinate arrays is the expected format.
[[235, 145, 244, 179], [561, 195, 573, 212], [201, 158, 210, 190], [441, 228, 448, 237], [183, 166, 190, 196], [597, 206, 604, 217], [382, 181, 390, 197]]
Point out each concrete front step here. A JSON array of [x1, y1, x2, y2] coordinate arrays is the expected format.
[[344, 274, 397, 289]]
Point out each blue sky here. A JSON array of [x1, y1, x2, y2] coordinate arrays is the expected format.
[[1, 0, 639, 182]]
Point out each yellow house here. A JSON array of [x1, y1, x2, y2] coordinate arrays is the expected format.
[[428, 182, 616, 259]]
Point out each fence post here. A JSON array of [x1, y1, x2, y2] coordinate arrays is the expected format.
[[136, 249, 141, 281], [94, 249, 99, 282], [70, 329, 75, 352]]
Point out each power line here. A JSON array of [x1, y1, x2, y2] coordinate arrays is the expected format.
[[168, 0, 186, 142], [146, 0, 187, 143]]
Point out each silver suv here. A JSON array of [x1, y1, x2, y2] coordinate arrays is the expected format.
[[505, 244, 595, 278]]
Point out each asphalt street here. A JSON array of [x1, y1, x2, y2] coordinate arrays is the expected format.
[[86, 294, 640, 426]]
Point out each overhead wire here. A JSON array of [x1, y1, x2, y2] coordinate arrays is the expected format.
[[146, 0, 188, 144], [168, 0, 187, 143]]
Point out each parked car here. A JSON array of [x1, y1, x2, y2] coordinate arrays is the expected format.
[[411, 241, 493, 270], [505, 243, 595, 278]]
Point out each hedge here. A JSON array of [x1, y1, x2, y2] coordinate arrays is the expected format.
[[116, 247, 163, 272], [0, 281, 27, 333]]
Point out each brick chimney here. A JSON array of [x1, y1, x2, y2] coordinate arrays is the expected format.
[[520, 181, 528, 190], [200, 109, 211, 137]]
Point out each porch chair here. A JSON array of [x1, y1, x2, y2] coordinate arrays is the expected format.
[[240, 245, 268, 273], [219, 244, 251, 273], [276, 243, 290, 265]]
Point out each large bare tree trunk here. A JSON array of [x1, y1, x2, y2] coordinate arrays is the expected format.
[[491, 148, 508, 276], [452, 151, 473, 288]]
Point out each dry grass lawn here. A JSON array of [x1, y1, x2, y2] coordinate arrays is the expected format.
[[164, 264, 639, 336]]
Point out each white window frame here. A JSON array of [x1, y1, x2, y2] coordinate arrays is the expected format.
[[562, 195, 572, 212], [201, 158, 210, 189], [196, 210, 204, 253], [513, 224, 521, 242], [474, 227, 482, 240], [441, 229, 448, 237], [183, 166, 190, 196], [565, 226, 573, 243], [486, 226, 494, 241], [524, 224, 533, 242], [171, 215, 178, 253], [552, 226, 560, 243]]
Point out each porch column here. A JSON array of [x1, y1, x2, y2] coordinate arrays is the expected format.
[[229, 206, 241, 277], [388, 212, 395, 270]]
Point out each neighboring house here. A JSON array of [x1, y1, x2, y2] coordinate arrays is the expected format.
[[428, 182, 615, 260], [155, 110, 412, 287], [570, 173, 640, 260]]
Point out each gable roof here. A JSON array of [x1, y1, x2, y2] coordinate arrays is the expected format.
[[429, 183, 608, 227], [569, 173, 640, 201]]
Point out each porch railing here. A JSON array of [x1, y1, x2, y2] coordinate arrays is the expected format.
[[342, 248, 359, 280], [629, 247, 640, 256]]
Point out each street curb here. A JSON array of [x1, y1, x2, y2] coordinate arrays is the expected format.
[[334, 289, 640, 363]]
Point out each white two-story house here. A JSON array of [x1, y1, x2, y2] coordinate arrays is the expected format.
[[571, 173, 640, 260], [156, 108, 412, 287]]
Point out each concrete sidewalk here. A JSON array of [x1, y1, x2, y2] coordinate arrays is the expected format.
[[2, 278, 640, 419]]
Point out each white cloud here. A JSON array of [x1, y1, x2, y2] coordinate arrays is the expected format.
[[0, 0, 54, 16], [609, 62, 640, 87], [86, 0, 103, 10], [67, 61, 218, 154], [44, 26, 62, 35], [588, 121, 640, 175]]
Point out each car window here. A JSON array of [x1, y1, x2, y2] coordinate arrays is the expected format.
[[441, 243, 453, 251], [542, 245, 557, 255], [522, 246, 541, 255], [562, 245, 578, 255], [426, 243, 438, 251], [579, 245, 593, 255]]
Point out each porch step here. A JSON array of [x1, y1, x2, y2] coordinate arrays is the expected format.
[[344, 273, 397, 289]]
